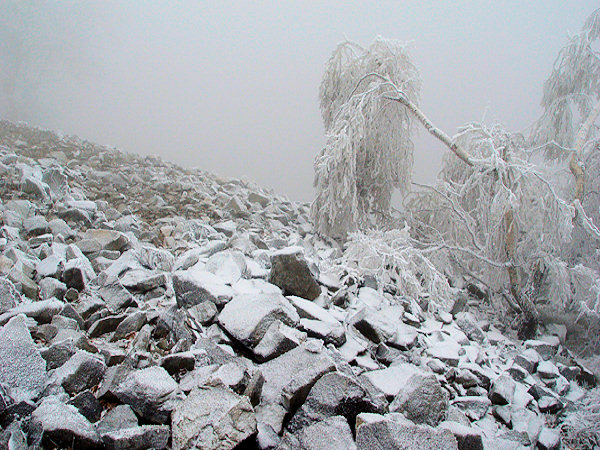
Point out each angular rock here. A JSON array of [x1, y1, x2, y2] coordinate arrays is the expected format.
[[451, 396, 491, 421], [0, 278, 21, 313], [280, 416, 356, 450], [95, 404, 139, 436], [30, 396, 101, 449], [287, 371, 379, 433], [102, 425, 170, 450], [53, 350, 106, 395], [113, 366, 178, 424], [355, 413, 458, 450], [455, 312, 486, 343], [269, 247, 320, 300], [111, 311, 146, 341], [171, 384, 256, 450], [173, 269, 233, 308], [68, 390, 103, 423], [389, 373, 449, 426], [439, 421, 484, 450], [537, 427, 561, 450], [253, 320, 306, 362], [218, 293, 299, 348], [488, 374, 516, 405], [260, 342, 335, 409], [0, 314, 47, 402], [514, 347, 540, 373]]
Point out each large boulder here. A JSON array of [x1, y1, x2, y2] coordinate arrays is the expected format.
[[172, 269, 233, 308], [171, 384, 256, 450], [218, 293, 299, 348], [355, 413, 458, 450], [280, 416, 356, 450], [53, 350, 106, 396], [268, 247, 320, 300], [113, 366, 179, 424], [287, 371, 380, 432], [389, 373, 449, 426], [0, 314, 47, 402], [30, 396, 101, 449]]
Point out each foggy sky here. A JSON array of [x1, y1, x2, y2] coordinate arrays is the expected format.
[[0, 1, 597, 202]]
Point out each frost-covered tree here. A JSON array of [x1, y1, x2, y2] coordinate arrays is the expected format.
[[311, 38, 421, 238]]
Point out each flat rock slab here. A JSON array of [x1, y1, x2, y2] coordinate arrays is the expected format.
[[0, 314, 47, 402], [171, 385, 256, 450]]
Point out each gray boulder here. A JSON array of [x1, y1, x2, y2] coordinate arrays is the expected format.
[[30, 396, 101, 449], [113, 366, 179, 424], [0, 315, 47, 402], [355, 413, 458, 450], [171, 384, 256, 450], [53, 350, 106, 396], [269, 247, 320, 300], [102, 425, 170, 450], [218, 293, 299, 348], [389, 373, 449, 426], [280, 416, 356, 450]]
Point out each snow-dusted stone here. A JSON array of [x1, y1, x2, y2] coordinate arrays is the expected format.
[[355, 413, 458, 450], [426, 341, 460, 367], [538, 395, 563, 414], [537, 360, 560, 379], [359, 363, 421, 398], [524, 338, 559, 360], [455, 312, 486, 343], [248, 191, 270, 207], [260, 341, 336, 409], [30, 396, 101, 449], [389, 323, 419, 350], [171, 385, 256, 450], [119, 270, 167, 292], [113, 366, 179, 424], [40, 338, 77, 370], [268, 247, 320, 300], [488, 374, 516, 405], [68, 390, 102, 423], [53, 350, 106, 395], [514, 347, 540, 373], [99, 283, 136, 312], [510, 407, 544, 445], [39, 277, 67, 300], [299, 318, 346, 346], [218, 293, 299, 348], [23, 215, 50, 236], [213, 220, 237, 237], [280, 416, 357, 450], [0, 278, 21, 313], [88, 314, 127, 338], [173, 269, 233, 308], [160, 351, 196, 375], [205, 250, 247, 284], [111, 311, 146, 341], [95, 404, 139, 436], [186, 301, 218, 325], [0, 298, 64, 326], [351, 306, 401, 343], [0, 315, 46, 403], [537, 427, 561, 450], [451, 396, 491, 421], [49, 218, 76, 239], [253, 320, 306, 362], [63, 257, 95, 291], [438, 421, 484, 450], [102, 425, 171, 450], [83, 229, 130, 252], [287, 371, 380, 433], [135, 245, 175, 272], [389, 373, 449, 426]]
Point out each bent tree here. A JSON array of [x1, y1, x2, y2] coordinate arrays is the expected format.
[[313, 12, 600, 337]]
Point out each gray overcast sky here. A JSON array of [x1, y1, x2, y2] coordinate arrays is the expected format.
[[1, 1, 597, 201]]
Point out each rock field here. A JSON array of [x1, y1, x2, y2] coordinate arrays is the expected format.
[[0, 120, 596, 449]]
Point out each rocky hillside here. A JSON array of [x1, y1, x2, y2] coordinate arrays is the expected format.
[[0, 120, 597, 449]]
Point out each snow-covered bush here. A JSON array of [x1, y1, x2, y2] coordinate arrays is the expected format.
[[337, 226, 456, 312], [560, 387, 600, 448], [311, 38, 421, 238]]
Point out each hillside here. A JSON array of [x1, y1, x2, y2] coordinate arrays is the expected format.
[[0, 120, 597, 449]]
